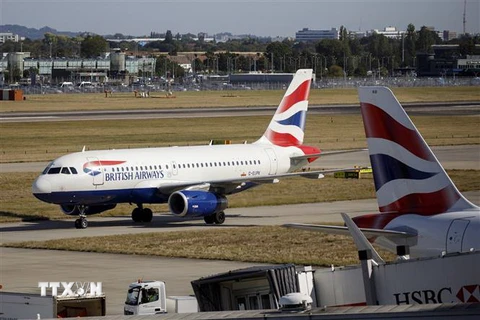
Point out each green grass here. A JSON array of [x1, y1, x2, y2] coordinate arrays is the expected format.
[[4, 226, 396, 267], [1, 86, 479, 113], [1, 114, 479, 163]]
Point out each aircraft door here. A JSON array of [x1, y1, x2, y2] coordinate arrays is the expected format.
[[87, 157, 104, 186], [171, 161, 178, 176], [446, 219, 470, 253], [264, 148, 278, 175]]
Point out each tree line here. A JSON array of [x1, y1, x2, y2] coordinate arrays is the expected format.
[[1, 24, 479, 79]]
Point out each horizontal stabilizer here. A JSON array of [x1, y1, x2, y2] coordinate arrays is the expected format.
[[283, 223, 416, 239], [290, 149, 367, 162]]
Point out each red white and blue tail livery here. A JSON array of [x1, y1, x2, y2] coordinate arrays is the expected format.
[[285, 86, 479, 258], [32, 69, 338, 229]]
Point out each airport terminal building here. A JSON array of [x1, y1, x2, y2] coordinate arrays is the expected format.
[[0, 51, 156, 85]]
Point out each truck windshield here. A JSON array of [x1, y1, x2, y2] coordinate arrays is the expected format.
[[125, 287, 140, 305]]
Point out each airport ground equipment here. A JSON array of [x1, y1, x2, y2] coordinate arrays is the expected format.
[[0, 291, 106, 318], [124, 280, 198, 315]]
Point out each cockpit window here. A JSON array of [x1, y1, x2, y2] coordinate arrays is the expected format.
[[61, 167, 71, 174], [47, 167, 61, 174], [70, 167, 78, 174], [42, 163, 53, 175]]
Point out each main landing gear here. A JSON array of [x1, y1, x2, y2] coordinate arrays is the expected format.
[[203, 211, 226, 225], [131, 205, 153, 223], [74, 205, 88, 229]]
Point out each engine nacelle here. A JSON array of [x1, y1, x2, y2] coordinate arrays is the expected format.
[[168, 190, 228, 217], [60, 204, 117, 216]]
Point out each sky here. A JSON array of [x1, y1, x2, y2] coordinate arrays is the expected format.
[[1, 0, 479, 37]]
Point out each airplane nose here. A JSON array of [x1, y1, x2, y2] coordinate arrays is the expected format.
[[32, 177, 51, 195]]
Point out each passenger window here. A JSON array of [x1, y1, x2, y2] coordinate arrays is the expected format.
[[154, 165, 157, 170], [70, 167, 78, 174], [166, 165, 169, 169], [61, 167, 71, 174]]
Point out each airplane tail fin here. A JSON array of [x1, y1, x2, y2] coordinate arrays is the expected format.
[[358, 86, 476, 215], [255, 69, 312, 147]]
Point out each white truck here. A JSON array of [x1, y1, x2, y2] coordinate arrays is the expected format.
[[0, 291, 106, 319], [123, 280, 197, 315]]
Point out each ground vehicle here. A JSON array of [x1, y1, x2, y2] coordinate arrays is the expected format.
[[124, 280, 197, 315], [0, 292, 106, 318], [124, 280, 167, 315]]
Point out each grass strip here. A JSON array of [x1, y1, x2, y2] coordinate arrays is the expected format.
[[3, 225, 397, 267], [1, 86, 479, 113]]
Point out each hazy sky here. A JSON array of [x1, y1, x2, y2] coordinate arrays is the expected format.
[[1, 0, 479, 37]]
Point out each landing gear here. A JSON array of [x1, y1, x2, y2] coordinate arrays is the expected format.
[[74, 205, 88, 229], [204, 211, 225, 225], [75, 217, 88, 229], [131, 205, 153, 223]]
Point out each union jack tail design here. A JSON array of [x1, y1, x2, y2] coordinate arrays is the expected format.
[[255, 69, 312, 147], [358, 86, 476, 216]]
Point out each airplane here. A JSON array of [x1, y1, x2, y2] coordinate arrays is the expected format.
[[285, 86, 480, 258], [32, 69, 350, 229]]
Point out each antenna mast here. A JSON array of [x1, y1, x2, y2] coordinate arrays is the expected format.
[[463, 0, 466, 34]]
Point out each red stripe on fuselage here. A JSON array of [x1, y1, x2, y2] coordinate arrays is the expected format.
[[85, 160, 126, 167]]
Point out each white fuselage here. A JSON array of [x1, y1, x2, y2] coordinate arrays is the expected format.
[[376, 208, 480, 257], [32, 143, 306, 206]]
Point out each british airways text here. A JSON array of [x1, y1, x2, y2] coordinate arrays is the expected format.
[[105, 170, 164, 182]]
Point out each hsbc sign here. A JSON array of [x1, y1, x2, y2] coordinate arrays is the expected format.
[[456, 285, 480, 303], [394, 284, 480, 305]]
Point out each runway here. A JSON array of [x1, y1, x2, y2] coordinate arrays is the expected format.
[[1, 102, 479, 123]]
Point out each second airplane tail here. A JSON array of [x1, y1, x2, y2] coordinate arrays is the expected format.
[[255, 69, 312, 147], [358, 86, 476, 215]]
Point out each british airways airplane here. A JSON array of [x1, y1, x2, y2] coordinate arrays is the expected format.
[[32, 69, 342, 229], [286, 86, 480, 258]]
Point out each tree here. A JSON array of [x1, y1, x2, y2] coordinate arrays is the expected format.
[[404, 23, 417, 66], [458, 35, 475, 57], [327, 65, 344, 77], [265, 42, 292, 72], [164, 30, 173, 44], [416, 26, 441, 54], [81, 35, 107, 58]]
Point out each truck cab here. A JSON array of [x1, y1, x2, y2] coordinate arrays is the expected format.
[[124, 280, 166, 315]]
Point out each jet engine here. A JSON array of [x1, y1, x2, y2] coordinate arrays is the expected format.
[[60, 204, 117, 215], [168, 190, 228, 217]]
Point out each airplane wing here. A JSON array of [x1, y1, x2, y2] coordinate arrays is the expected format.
[[156, 167, 363, 195], [283, 223, 417, 239]]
